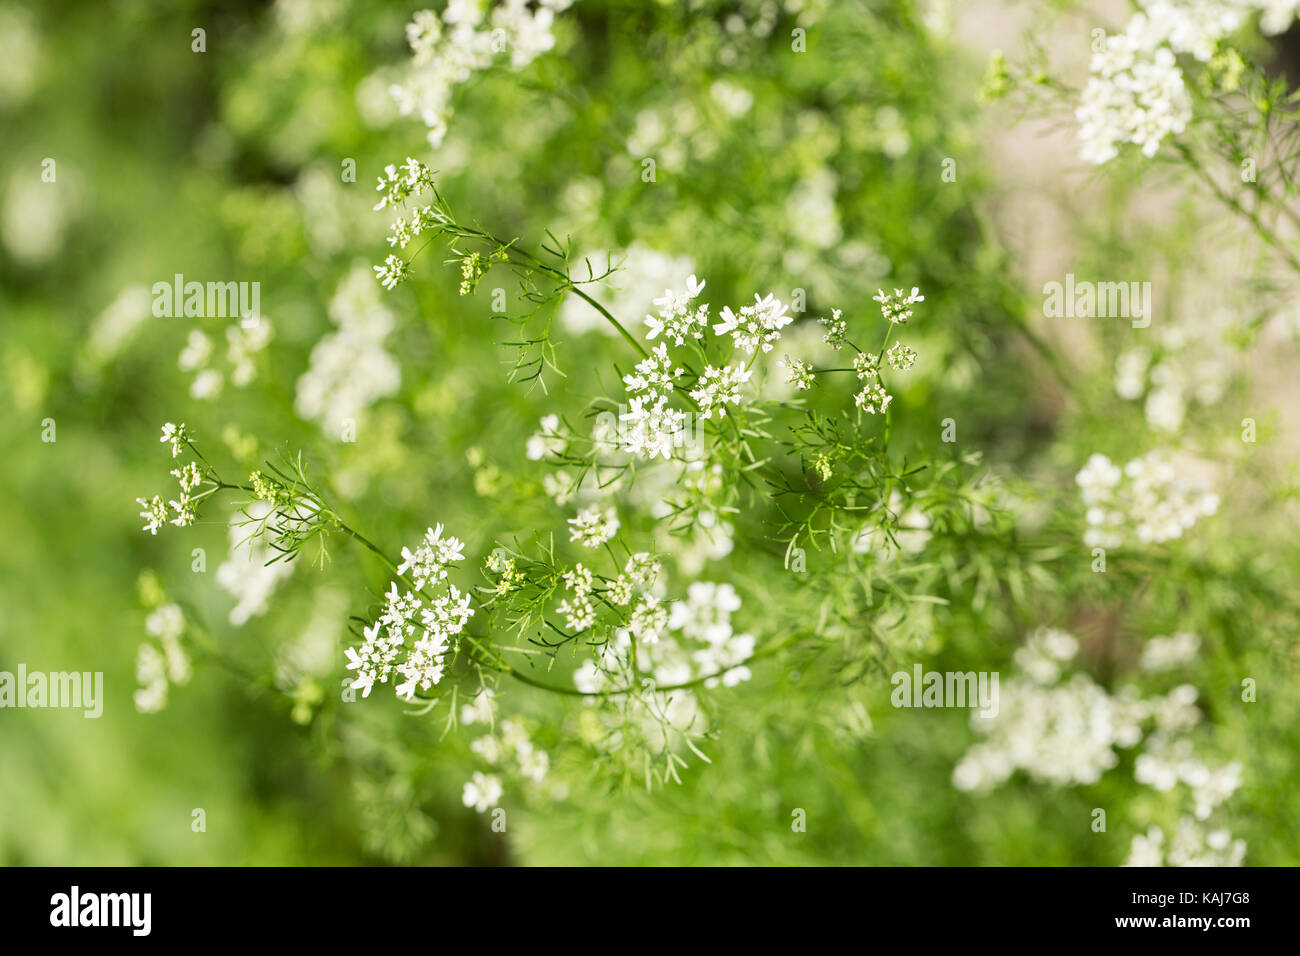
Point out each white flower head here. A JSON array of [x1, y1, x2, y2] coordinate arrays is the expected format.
[[854, 381, 892, 414], [689, 363, 752, 419], [462, 771, 503, 813], [159, 422, 192, 457], [645, 275, 710, 345], [873, 287, 924, 324], [136, 496, 168, 535], [568, 507, 620, 548], [374, 254, 409, 290], [713, 292, 793, 354]]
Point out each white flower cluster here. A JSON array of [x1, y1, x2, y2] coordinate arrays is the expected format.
[[462, 771, 503, 813], [344, 523, 474, 701], [853, 380, 892, 415], [886, 341, 917, 371], [626, 594, 669, 645], [646, 274, 709, 345], [952, 627, 1245, 866], [689, 363, 753, 419], [216, 502, 296, 626], [573, 577, 753, 696], [458, 690, 551, 812], [525, 413, 567, 461], [620, 343, 689, 460], [1077, 2, 1300, 165], [159, 421, 192, 458], [478, 718, 551, 783], [567, 506, 619, 548], [953, 637, 1146, 791], [819, 308, 847, 349], [390, 1, 575, 149], [133, 603, 192, 714], [872, 286, 924, 325], [556, 564, 595, 630], [1143, 1, 1245, 61], [714, 292, 794, 355], [1076, 451, 1219, 548], [296, 263, 401, 437], [1134, 717, 1242, 822], [1114, 315, 1232, 432], [556, 553, 659, 633], [622, 342, 683, 397], [1140, 631, 1202, 671], [371, 158, 445, 292], [372, 156, 437, 212], [1125, 817, 1246, 867], [589, 271, 919, 460], [136, 424, 203, 533], [397, 523, 468, 589], [781, 354, 814, 390], [1258, 0, 1300, 34], [668, 582, 756, 686], [844, 290, 923, 411], [178, 319, 272, 401], [1078, 20, 1192, 163], [614, 278, 806, 458]]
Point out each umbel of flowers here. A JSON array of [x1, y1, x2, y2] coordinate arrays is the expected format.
[[344, 524, 475, 701], [371, 157, 927, 466]]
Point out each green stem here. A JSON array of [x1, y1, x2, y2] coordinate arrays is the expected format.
[[1177, 140, 1300, 276]]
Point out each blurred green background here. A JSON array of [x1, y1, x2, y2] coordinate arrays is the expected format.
[[1, 0, 1297, 865]]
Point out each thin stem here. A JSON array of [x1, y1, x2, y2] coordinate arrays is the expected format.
[[489, 236, 649, 358], [1177, 140, 1300, 276]]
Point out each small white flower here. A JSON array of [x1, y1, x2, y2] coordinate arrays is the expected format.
[[853, 352, 877, 379], [623, 343, 684, 400], [461, 688, 497, 726], [567, 507, 620, 548], [645, 275, 710, 345], [159, 422, 192, 457], [177, 330, 212, 372], [781, 354, 815, 390], [373, 254, 409, 290], [525, 414, 565, 460], [820, 308, 847, 349], [854, 381, 892, 414], [562, 562, 595, 595], [619, 394, 687, 460], [886, 341, 917, 371], [136, 496, 168, 535], [626, 594, 669, 645], [713, 292, 793, 354], [557, 592, 596, 631], [873, 287, 924, 324], [170, 461, 202, 494], [689, 363, 752, 418], [462, 771, 503, 813]]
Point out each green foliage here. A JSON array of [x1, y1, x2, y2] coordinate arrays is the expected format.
[[1, 0, 1297, 866]]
